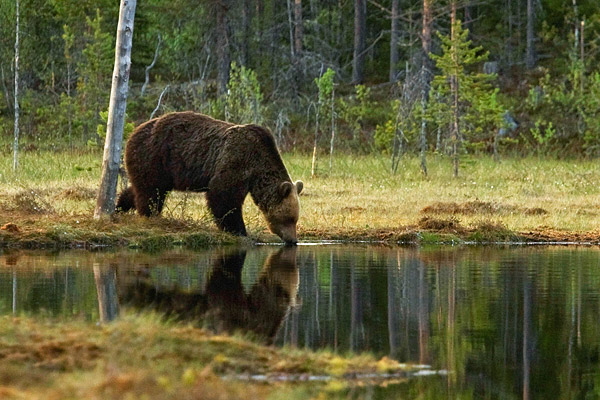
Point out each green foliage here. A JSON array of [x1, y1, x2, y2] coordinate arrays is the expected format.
[[428, 21, 504, 152], [582, 73, 600, 156], [76, 9, 113, 141], [2, 0, 600, 158], [374, 118, 396, 152], [314, 68, 336, 128], [522, 57, 600, 155], [315, 68, 335, 104], [530, 121, 556, 146], [89, 110, 135, 148], [338, 84, 376, 145], [223, 62, 263, 124]]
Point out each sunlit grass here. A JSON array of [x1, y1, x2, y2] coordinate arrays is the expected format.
[[0, 314, 418, 399], [1, 149, 599, 246]]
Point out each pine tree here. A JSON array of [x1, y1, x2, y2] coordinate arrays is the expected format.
[[428, 20, 503, 176]]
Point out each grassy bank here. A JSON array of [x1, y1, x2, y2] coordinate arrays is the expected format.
[[1, 150, 599, 248], [0, 314, 422, 399]]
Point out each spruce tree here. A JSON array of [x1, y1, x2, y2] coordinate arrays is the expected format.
[[428, 20, 503, 176]]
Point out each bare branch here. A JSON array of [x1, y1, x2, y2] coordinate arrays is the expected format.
[[141, 34, 162, 96], [150, 84, 170, 120]]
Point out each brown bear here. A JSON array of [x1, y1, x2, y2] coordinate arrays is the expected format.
[[116, 111, 303, 244]]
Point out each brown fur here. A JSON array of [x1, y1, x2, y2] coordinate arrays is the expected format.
[[116, 112, 303, 243]]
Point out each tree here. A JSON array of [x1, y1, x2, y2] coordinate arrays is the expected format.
[[389, 0, 400, 82], [352, 0, 366, 84], [77, 10, 114, 142], [94, 0, 137, 218], [294, 0, 303, 58], [312, 68, 335, 177], [419, 0, 434, 176], [526, 0, 535, 68], [13, 0, 19, 171], [215, 0, 230, 95], [429, 20, 503, 177]]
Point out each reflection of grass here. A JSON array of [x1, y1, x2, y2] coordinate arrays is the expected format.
[[1, 150, 600, 248], [0, 314, 419, 399]]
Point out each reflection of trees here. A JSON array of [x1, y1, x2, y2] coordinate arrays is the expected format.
[[6, 247, 600, 397], [94, 263, 118, 322], [276, 247, 600, 398], [0, 253, 99, 318]]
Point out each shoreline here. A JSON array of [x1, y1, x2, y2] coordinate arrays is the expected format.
[[2, 213, 599, 250]]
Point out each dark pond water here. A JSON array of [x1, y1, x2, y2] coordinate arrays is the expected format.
[[2, 245, 600, 398]]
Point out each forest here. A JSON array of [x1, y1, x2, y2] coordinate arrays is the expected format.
[[1, 0, 600, 171]]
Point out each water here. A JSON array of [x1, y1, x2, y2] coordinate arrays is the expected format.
[[2, 245, 600, 398]]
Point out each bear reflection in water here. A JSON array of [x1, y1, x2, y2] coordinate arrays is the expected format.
[[116, 248, 299, 343]]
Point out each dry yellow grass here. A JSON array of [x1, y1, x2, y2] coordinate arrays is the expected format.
[[1, 150, 599, 245]]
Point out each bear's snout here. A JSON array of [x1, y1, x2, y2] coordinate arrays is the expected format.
[[284, 237, 298, 246], [272, 224, 298, 245]]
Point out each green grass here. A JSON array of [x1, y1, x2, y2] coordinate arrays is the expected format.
[[0, 314, 420, 399], [1, 149, 600, 247]]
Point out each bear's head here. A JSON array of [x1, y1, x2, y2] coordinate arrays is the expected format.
[[266, 180, 303, 245]]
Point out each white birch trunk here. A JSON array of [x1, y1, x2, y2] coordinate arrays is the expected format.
[[13, 0, 19, 172], [94, 0, 137, 218]]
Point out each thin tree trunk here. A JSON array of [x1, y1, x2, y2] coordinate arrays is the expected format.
[[94, 0, 137, 218], [286, 0, 295, 58], [389, 0, 399, 82], [507, 0, 513, 66], [525, 0, 535, 69], [451, 4, 460, 177], [66, 60, 72, 146], [572, 0, 579, 53], [311, 105, 319, 178], [294, 0, 303, 57], [242, 0, 251, 66], [419, 0, 433, 176], [352, 0, 366, 84], [1, 65, 11, 110], [216, 0, 230, 95], [580, 20, 585, 91], [13, 0, 20, 172], [329, 85, 335, 170], [452, 80, 460, 177]]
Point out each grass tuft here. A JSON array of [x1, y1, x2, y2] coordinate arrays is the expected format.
[[1, 150, 600, 246]]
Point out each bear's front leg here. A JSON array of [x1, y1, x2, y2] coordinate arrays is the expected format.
[[206, 191, 248, 236]]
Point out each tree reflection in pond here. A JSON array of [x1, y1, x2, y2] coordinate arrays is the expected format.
[[101, 248, 299, 343], [3, 246, 600, 398]]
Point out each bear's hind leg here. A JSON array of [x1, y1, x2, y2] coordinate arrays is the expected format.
[[135, 187, 169, 217], [115, 187, 136, 212], [206, 192, 247, 236]]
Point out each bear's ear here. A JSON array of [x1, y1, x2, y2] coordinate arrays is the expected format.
[[279, 181, 293, 198], [295, 180, 303, 195]]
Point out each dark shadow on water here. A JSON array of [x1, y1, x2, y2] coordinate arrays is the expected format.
[[95, 247, 299, 343]]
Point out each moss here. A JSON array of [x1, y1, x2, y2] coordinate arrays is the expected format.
[[467, 221, 521, 243], [139, 235, 175, 252], [419, 232, 463, 245]]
